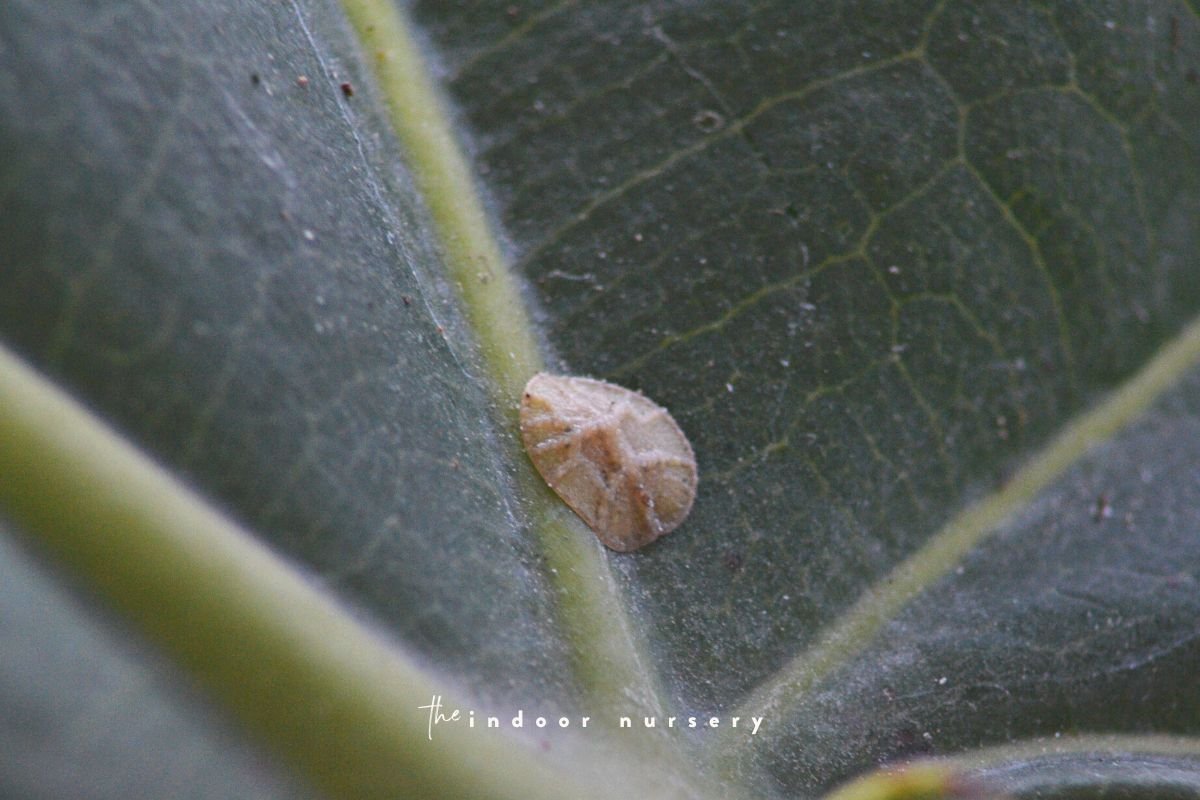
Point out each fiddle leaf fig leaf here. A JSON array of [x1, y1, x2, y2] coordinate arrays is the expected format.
[[1, 1, 1198, 799]]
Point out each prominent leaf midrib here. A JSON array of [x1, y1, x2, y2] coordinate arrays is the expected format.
[[717, 309, 1200, 760], [337, 0, 689, 777], [0, 342, 602, 800]]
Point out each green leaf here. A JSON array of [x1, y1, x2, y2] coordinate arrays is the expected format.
[[2, 1, 1199, 799]]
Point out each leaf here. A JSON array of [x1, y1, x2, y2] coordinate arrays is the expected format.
[[2, 1, 1199, 799], [0, 523, 315, 800]]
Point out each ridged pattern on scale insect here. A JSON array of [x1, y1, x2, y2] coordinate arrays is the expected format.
[[519, 373, 698, 552]]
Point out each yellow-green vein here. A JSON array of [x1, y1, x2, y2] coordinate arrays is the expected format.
[[337, 0, 685, 763], [937, 732, 1200, 772], [818, 734, 1200, 800], [0, 342, 606, 800], [716, 309, 1200, 762]]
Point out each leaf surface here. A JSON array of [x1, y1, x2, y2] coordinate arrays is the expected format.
[[2, 1, 1199, 798]]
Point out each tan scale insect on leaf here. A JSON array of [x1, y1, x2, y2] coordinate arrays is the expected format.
[[519, 372, 698, 552]]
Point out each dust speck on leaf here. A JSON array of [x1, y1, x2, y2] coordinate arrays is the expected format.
[[692, 109, 725, 132]]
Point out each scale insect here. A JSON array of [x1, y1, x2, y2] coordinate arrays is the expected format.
[[519, 372, 698, 552]]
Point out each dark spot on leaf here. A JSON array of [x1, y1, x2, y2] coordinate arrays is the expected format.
[[723, 551, 744, 572], [250, 73, 260, 86], [340, 81, 354, 97], [692, 109, 725, 133]]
